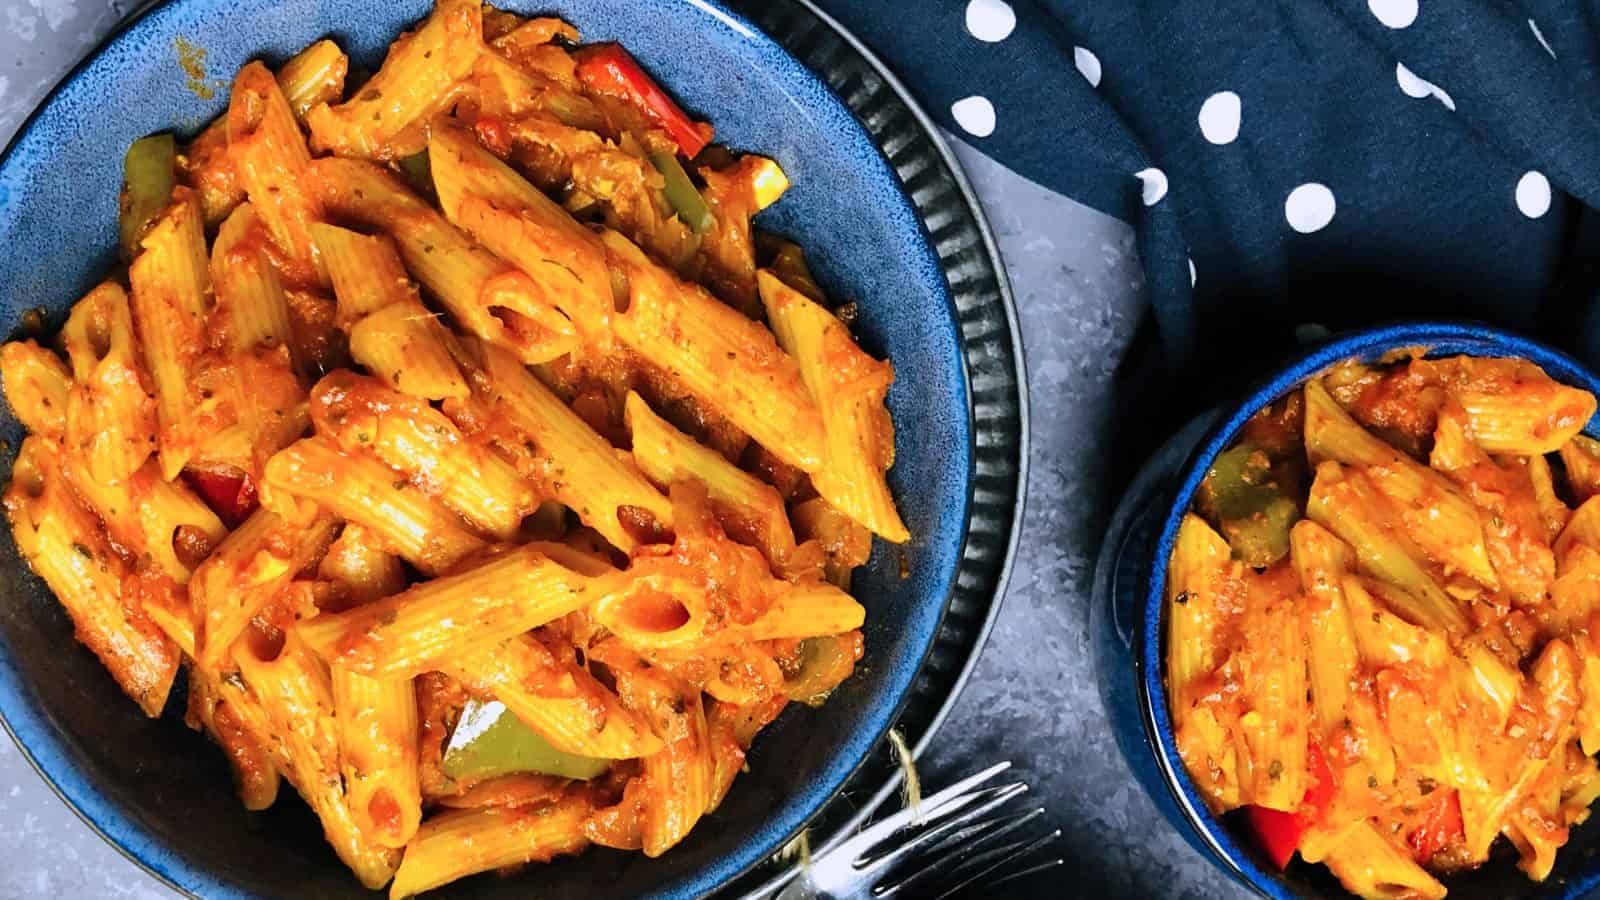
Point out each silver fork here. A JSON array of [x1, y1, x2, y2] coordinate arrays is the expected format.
[[774, 762, 1063, 900]]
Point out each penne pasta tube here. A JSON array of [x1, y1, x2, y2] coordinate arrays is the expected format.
[[183, 40, 349, 225], [429, 122, 603, 348], [1290, 521, 1358, 738], [1453, 382, 1595, 456], [318, 523, 408, 604], [1236, 567, 1306, 812], [0, 339, 71, 441], [347, 301, 471, 401], [1527, 452, 1571, 542], [311, 223, 416, 326], [387, 797, 590, 899], [595, 648, 714, 857], [296, 542, 605, 680], [759, 269, 906, 542], [263, 434, 486, 574], [128, 186, 211, 480], [227, 61, 325, 288], [210, 203, 295, 359], [332, 666, 422, 849], [307, 0, 482, 161], [187, 669, 282, 811], [234, 631, 400, 888], [310, 371, 534, 540], [456, 338, 672, 551], [60, 282, 158, 484], [1307, 462, 1469, 636], [3, 437, 179, 716], [276, 39, 349, 119], [1320, 822, 1447, 900], [604, 230, 827, 472], [190, 507, 338, 671], [1560, 434, 1600, 505], [624, 391, 797, 568], [311, 223, 469, 400], [305, 157, 568, 365], [445, 633, 662, 758], [1305, 378, 1497, 588], [62, 456, 225, 584]]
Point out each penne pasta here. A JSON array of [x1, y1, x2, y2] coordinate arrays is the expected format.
[[62, 456, 225, 585], [1307, 461, 1469, 636], [311, 223, 469, 400], [296, 542, 605, 680], [234, 630, 401, 888], [310, 371, 534, 540], [0, 340, 71, 441], [227, 61, 326, 288], [183, 40, 349, 225], [4, 437, 179, 716], [128, 187, 211, 480], [624, 391, 796, 569], [307, 0, 482, 161], [210, 203, 295, 359], [604, 230, 827, 473], [429, 122, 601, 352], [263, 434, 486, 574], [305, 157, 570, 366], [60, 282, 158, 484], [760, 269, 906, 542], [454, 338, 672, 552], [387, 796, 590, 899], [190, 507, 338, 671]]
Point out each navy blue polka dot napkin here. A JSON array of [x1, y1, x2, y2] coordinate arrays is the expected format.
[[813, 0, 1600, 424]]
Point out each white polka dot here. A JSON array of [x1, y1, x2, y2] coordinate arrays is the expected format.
[[1135, 168, 1168, 206], [1188, 258, 1197, 287], [1394, 63, 1455, 111], [1368, 0, 1417, 29], [1285, 183, 1336, 234], [1529, 18, 1556, 58], [1517, 171, 1552, 219], [1074, 46, 1102, 88], [1198, 91, 1241, 145], [965, 0, 1016, 43], [1395, 63, 1431, 98], [951, 96, 996, 138]]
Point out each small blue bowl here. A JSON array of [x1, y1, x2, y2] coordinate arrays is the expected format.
[[1092, 323, 1600, 899], [0, 1, 975, 897]]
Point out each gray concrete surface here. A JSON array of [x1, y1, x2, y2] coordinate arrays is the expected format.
[[0, 5, 1240, 897]]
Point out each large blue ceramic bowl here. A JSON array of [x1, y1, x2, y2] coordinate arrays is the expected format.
[[1091, 323, 1600, 899], [0, 1, 973, 897]]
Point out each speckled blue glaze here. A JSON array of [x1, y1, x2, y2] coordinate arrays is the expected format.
[[1094, 323, 1600, 899], [0, 1, 972, 897]]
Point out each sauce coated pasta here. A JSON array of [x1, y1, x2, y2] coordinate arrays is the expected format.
[[0, 4, 906, 895], [1166, 352, 1600, 898]]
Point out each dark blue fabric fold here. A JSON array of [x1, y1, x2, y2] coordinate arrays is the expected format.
[[810, 0, 1600, 384]]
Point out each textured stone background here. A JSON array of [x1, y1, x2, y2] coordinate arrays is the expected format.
[[0, 4, 1242, 897]]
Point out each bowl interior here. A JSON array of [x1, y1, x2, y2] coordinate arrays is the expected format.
[[0, 1, 972, 897], [1140, 323, 1600, 899]]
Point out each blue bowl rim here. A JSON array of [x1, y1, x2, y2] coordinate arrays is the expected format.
[[1137, 321, 1600, 899], [0, 0, 1022, 897]]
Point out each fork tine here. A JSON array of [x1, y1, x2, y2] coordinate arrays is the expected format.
[[827, 761, 1013, 863], [852, 782, 1029, 875], [919, 807, 1046, 860], [931, 828, 1064, 899], [876, 824, 1061, 899]]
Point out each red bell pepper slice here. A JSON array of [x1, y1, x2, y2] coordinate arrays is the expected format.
[[1244, 739, 1336, 870], [1408, 788, 1463, 863], [184, 469, 258, 529], [575, 44, 711, 158]]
